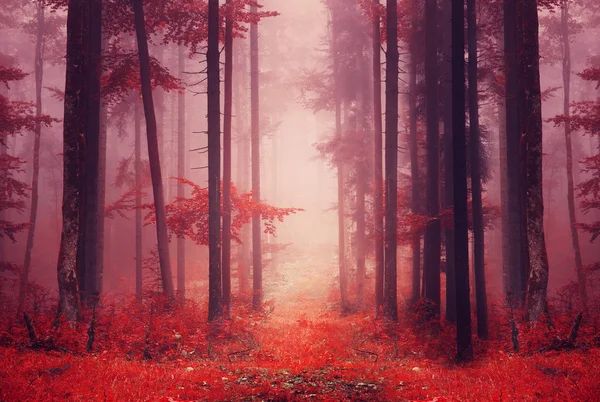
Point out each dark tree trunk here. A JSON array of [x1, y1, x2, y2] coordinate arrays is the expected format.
[[57, 0, 87, 322], [452, 0, 472, 362], [440, 0, 456, 322], [384, 0, 399, 321], [561, 3, 587, 309], [498, 34, 510, 300], [467, 0, 488, 339], [504, 0, 527, 305], [222, 0, 233, 313], [207, 0, 222, 320], [177, 45, 186, 302], [97, 36, 108, 297], [372, 0, 384, 314], [19, 1, 45, 312], [520, 0, 549, 323], [81, 0, 102, 300], [250, 5, 262, 310], [135, 100, 143, 298], [424, 0, 441, 314], [132, 0, 175, 298]]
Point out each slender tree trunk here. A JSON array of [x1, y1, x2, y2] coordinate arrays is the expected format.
[[504, 0, 527, 305], [424, 0, 441, 314], [207, 0, 222, 320], [177, 46, 186, 302], [250, 5, 262, 310], [81, 0, 102, 300], [57, 0, 87, 322], [467, 0, 488, 339], [356, 58, 367, 311], [135, 100, 143, 297], [521, 0, 549, 323], [372, 0, 384, 313], [222, 0, 233, 313], [384, 0, 399, 321], [561, 3, 587, 309], [97, 36, 108, 296], [408, 37, 421, 304], [132, 0, 174, 298], [441, 0, 456, 322], [19, 1, 45, 312], [452, 0, 472, 362]]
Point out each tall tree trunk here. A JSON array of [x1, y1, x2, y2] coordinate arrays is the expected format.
[[424, 0, 441, 314], [207, 0, 222, 320], [234, 38, 250, 295], [177, 45, 186, 302], [97, 35, 108, 297], [452, 0, 472, 362], [132, 0, 174, 298], [467, 0, 488, 339], [384, 0, 399, 321], [504, 0, 527, 305], [372, 0, 384, 313], [135, 100, 143, 297], [408, 36, 421, 304], [497, 33, 510, 301], [561, 2, 587, 309], [441, 0, 456, 322], [19, 0, 45, 312], [521, 0, 549, 323], [222, 0, 233, 313], [250, 5, 262, 310], [57, 0, 87, 322], [81, 0, 102, 300]]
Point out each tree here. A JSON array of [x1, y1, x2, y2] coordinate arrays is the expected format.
[[372, 0, 384, 313], [222, 0, 234, 313], [207, 0, 222, 321], [250, 4, 262, 310], [383, 0, 399, 321], [453, 0, 472, 362], [559, 0, 587, 310], [56, 0, 87, 322], [19, 0, 45, 312], [467, 0, 488, 339], [176, 44, 186, 302], [521, 0, 549, 323], [132, 0, 175, 298], [134, 100, 143, 297], [423, 0, 441, 315]]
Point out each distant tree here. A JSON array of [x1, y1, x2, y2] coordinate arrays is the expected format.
[[384, 0, 399, 321], [176, 44, 186, 302]]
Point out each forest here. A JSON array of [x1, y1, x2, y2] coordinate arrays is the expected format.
[[1, 0, 600, 400]]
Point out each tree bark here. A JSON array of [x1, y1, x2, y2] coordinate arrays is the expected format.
[[424, 0, 441, 315], [372, 0, 384, 314], [177, 45, 186, 302], [57, 0, 87, 322], [521, 0, 549, 323], [135, 99, 143, 298], [222, 0, 234, 313], [384, 0, 399, 321], [97, 34, 108, 297], [504, 0, 527, 305], [440, 0, 456, 322], [132, 0, 174, 298], [561, 3, 587, 310], [452, 0, 472, 362], [250, 5, 262, 310], [467, 0, 488, 339], [207, 0, 222, 320], [19, 0, 45, 312]]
